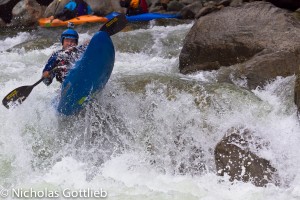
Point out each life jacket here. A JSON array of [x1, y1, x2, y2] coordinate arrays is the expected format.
[[55, 48, 81, 83], [122, 0, 148, 15]]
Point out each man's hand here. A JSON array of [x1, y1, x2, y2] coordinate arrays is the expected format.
[[43, 71, 50, 78]]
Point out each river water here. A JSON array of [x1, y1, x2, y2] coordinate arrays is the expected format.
[[0, 19, 300, 200]]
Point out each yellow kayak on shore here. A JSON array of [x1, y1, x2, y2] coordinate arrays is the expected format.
[[38, 15, 108, 27]]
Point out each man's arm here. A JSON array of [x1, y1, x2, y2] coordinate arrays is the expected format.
[[42, 53, 59, 86]]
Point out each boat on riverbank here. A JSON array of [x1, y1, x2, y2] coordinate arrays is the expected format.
[[38, 15, 108, 28]]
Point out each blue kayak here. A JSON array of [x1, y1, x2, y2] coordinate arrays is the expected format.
[[106, 12, 180, 22], [57, 31, 115, 115]]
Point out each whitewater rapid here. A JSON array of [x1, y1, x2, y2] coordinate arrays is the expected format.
[[0, 21, 300, 200]]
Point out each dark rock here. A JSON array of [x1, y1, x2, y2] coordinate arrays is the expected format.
[[266, 0, 300, 11], [217, 0, 230, 7], [179, 2, 300, 89], [195, 4, 220, 19], [36, 0, 53, 6], [167, 1, 185, 12], [44, 0, 70, 17], [0, 0, 21, 23], [231, 51, 300, 89], [179, 1, 203, 19], [230, 0, 243, 7], [10, 0, 44, 26], [0, 0, 11, 5], [215, 128, 280, 187]]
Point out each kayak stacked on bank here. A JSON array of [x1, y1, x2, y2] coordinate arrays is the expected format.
[[38, 12, 180, 27], [38, 15, 108, 27], [106, 12, 181, 22]]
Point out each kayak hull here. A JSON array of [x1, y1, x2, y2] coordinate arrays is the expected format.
[[105, 12, 180, 22], [57, 31, 115, 115]]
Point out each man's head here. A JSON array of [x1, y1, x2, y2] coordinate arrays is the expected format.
[[60, 28, 79, 49]]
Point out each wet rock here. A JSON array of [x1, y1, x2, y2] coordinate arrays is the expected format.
[[149, 0, 169, 12], [44, 0, 68, 17], [35, 0, 53, 6], [230, 0, 243, 7], [0, 18, 5, 26], [218, 0, 230, 7], [179, 2, 300, 89], [167, 1, 185, 12], [0, 0, 21, 24], [179, 0, 198, 5], [179, 1, 203, 19], [0, 0, 11, 5], [231, 51, 300, 89], [86, 0, 115, 15], [195, 3, 220, 19], [215, 128, 280, 187], [295, 67, 300, 113], [11, 0, 44, 26], [110, 0, 126, 14]]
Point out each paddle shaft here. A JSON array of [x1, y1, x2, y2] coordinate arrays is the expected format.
[[32, 77, 44, 87]]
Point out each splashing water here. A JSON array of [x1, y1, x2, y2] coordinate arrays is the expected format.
[[0, 21, 299, 200]]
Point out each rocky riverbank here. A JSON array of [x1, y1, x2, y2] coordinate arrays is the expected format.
[[1, 0, 299, 26]]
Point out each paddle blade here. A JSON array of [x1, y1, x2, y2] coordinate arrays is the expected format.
[[2, 85, 34, 109], [100, 14, 128, 36]]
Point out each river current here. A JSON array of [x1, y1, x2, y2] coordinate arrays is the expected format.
[[0, 20, 300, 199]]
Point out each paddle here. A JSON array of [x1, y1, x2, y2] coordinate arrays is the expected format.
[[2, 78, 44, 109], [2, 14, 128, 109], [99, 13, 127, 36]]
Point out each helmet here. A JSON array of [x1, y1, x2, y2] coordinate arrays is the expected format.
[[60, 28, 79, 45]]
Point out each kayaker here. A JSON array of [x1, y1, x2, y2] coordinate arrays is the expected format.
[[120, 0, 148, 16], [50, 0, 93, 21], [42, 25, 88, 85]]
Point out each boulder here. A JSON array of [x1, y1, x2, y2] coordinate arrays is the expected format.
[[179, 1, 203, 19], [10, 0, 44, 26], [230, 0, 243, 7], [195, 3, 220, 19], [215, 128, 280, 187], [179, 2, 300, 89], [0, 0, 11, 5], [0, 18, 5, 26], [85, 0, 114, 15], [167, 1, 185, 12], [35, 0, 52, 6], [0, 0, 21, 23]]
